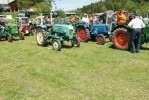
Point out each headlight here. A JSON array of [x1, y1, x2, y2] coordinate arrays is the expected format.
[[63, 30, 66, 33]]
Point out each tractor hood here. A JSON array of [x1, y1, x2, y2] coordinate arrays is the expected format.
[[92, 23, 111, 34], [53, 24, 74, 34], [92, 23, 110, 27]]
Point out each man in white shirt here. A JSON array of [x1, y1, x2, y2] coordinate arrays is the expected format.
[[128, 14, 145, 53], [82, 13, 90, 24]]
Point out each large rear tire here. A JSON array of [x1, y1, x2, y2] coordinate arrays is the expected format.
[[77, 28, 90, 42], [36, 28, 48, 46], [113, 27, 130, 50]]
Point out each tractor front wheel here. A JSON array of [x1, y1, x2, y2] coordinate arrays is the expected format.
[[7, 34, 12, 42], [19, 33, 24, 40], [96, 34, 105, 45], [113, 27, 130, 50], [52, 39, 62, 51], [77, 28, 90, 42], [0, 32, 2, 40], [71, 36, 80, 47], [36, 29, 48, 46]]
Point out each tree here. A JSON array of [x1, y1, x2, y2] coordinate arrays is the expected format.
[[17, 0, 54, 13], [17, 0, 31, 10], [56, 9, 66, 18]]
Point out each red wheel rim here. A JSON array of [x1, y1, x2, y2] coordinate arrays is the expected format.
[[77, 28, 87, 41], [114, 31, 129, 48], [96, 36, 104, 44], [7, 35, 11, 42]]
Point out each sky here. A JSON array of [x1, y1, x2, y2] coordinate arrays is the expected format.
[[52, 0, 100, 11], [0, 0, 100, 11]]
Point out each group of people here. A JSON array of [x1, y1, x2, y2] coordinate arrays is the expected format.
[[70, 11, 145, 53], [70, 13, 99, 26], [117, 10, 145, 53]]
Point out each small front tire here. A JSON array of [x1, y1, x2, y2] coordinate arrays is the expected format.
[[7, 34, 12, 42], [71, 36, 80, 47], [52, 39, 62, 51], [96, 34, 105, 45], [19, 33, 24, 40]]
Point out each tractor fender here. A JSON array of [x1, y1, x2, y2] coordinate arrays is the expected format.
[[77, 24, 89, 29], [36, 25, 47, 30], [111, 25, 131, 33]]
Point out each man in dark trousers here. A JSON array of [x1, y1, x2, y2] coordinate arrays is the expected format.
[[128, 13, 145, 53]]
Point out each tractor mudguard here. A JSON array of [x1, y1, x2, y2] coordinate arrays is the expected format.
[[37, 25, 47, 30], [77, 24, 89, 29], [112, 25, 132, 32]]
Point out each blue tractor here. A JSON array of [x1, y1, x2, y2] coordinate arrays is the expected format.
[[77, 11, 114, 45], [77, 21, 111, 45]]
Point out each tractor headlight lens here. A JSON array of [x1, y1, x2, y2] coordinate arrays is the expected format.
[[63, 30, 66, 33]]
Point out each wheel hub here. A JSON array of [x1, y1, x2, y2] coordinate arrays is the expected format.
[[37, 32, 43, 44], [53, 42, 58, 49]]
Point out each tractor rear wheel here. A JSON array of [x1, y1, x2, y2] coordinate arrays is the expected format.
[[7, 34, 12, 42], [96, 34, 105, 45], [113, 27, 130, 50], [36, 29, 48, 46], [77, 28, 90, 42], [71, 35, 80, 47], [52, 39, 62, 51]]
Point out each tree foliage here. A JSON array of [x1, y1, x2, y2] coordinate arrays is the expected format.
[[56, 9, 66, 18], [76, 0, 149, 17], [17, 0, 54, 13]]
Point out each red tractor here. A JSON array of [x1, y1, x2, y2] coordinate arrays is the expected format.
[[111, 10, 131, 50], [15, 17, 31, 36]]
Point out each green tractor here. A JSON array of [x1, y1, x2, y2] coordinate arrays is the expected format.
[[0, 15, 24, 42], [36, 14, 80, 51]]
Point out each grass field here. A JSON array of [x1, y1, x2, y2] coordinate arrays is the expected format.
[[0, 36, 149, 100]]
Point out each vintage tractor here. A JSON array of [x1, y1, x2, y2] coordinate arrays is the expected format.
[[15, 17, 31, 35], [76, 10, 114, 45], [0, 15, 24, 42], [36, 14, 80, 51], [76, 21, 111, 45], [36, 24, 80, 51], [111, 10, 131, 50], [112, 10, 149, 50]]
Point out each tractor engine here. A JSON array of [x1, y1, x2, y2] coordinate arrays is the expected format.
[[52, 24, 74, 40]]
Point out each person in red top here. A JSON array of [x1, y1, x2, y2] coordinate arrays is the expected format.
[[89, 14, 95, 23]]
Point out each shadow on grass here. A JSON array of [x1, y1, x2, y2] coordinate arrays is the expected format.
[[141, 46, 149, 50], [62, 44, 73, 49], [12, 39, 20, 41]]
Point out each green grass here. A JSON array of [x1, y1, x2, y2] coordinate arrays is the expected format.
[[0, 36, 149, 100]]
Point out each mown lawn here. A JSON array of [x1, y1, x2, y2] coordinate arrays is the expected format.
[[0, 36, 149, 100]]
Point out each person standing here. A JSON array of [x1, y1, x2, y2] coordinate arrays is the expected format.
[[89, 14, 95, 24], [128, 14, 145, 53]]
